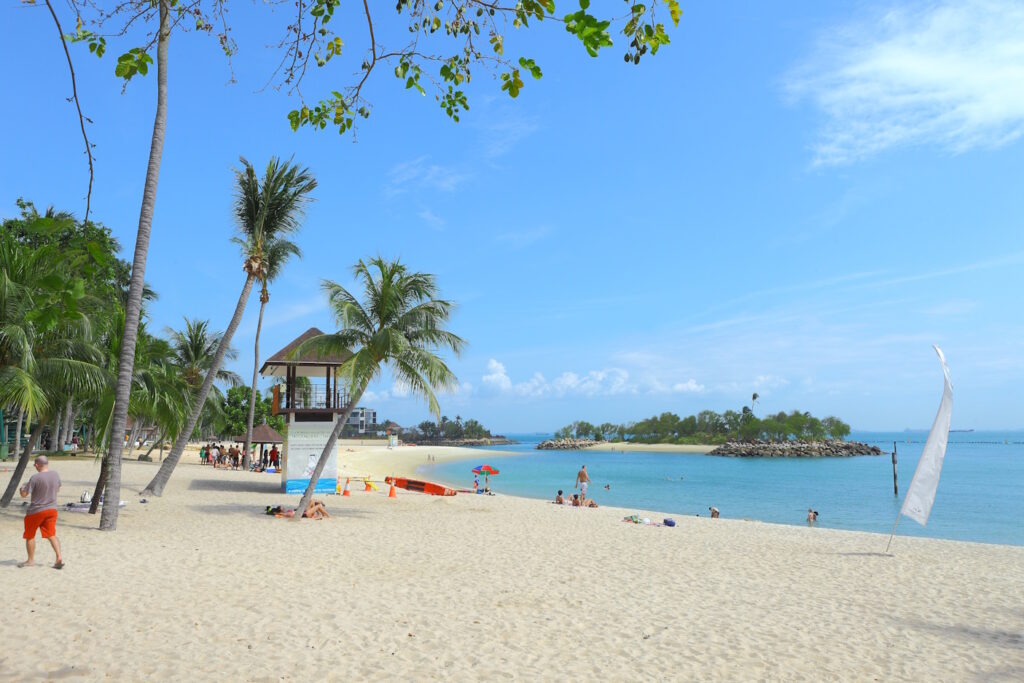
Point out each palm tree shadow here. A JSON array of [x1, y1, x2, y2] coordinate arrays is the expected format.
[[187, 478, 282, 494], [834, 552, 894, 558]]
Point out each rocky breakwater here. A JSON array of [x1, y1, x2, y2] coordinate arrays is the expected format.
[[708, 440, 883, 458], [536, 438, 598, 450]]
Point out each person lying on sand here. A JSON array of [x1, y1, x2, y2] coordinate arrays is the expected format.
[[269, 500, 330, 519], [585, 499, 599, 508]]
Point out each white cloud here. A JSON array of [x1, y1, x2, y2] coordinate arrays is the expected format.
[[418, 208, 445, 228], [786, 0, 1024, 164], [481, 360, 638, 398], [483, 116, 540, 157], [385, 156, 468, 194], [671, 379, 705, 393], [754, 375, 790, 390], [482, 358, 512, 391]]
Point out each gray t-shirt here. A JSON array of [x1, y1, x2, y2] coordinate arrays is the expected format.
[[24, 470, 61, 515]]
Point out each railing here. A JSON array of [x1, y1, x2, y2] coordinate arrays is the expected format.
[[273, 385, 348, 413]]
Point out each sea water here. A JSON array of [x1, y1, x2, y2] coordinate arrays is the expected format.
[[419, 431, 1024, 546]]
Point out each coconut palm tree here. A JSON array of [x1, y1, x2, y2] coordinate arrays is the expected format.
[[242, 236, 301, 470], [0, 317, 105, 507], [142, 157, 316, 496], [99, 0, 170, 531], [290, 257, 465, 519]]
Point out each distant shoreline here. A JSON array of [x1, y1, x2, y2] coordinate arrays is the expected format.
[[586, 442, 714, 453]]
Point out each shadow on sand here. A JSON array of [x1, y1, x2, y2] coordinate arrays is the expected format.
[[188, 502, 370, 520], [187, 477, 282, 495]]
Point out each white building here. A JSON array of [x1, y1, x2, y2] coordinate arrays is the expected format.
[[346, 407, 377, 434]]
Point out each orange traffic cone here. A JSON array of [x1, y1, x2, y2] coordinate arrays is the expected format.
[[342, 478, 351, 497], [388, 483, 397, 498], [364, 480, 372, 492]]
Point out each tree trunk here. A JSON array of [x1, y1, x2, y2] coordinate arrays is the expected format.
[[52, 408, 62, 453], [294, 387, 364, 521], [99, 0, 170, 532], [242, 294, 267, 471], [126, 421, 142, 459], [62, 397, 73, 444], [13, 408, 23, 459], [142, 272, 256, 496], [0, 419, 46, 508], [139, 430, 164, 461], [89, 453, 109, 514]]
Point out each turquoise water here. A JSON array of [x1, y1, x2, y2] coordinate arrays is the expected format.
[[419, 431, 1024, 546]]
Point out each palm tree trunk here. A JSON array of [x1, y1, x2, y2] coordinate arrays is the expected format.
[[13, 408, 23, 459], [0, 419, 46, 508], [52, 408, 62, 453], [143, 273, 256, 496], [99, 0, 170, 532], [139, 430, 164, 461], [242, 295, 267, 471], [89, 452, 108, 514], [294, 386, 364, 520], [62, 397, 73, 445]]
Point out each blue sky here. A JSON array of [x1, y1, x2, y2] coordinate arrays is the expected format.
[[3, 1, 1023, 432]]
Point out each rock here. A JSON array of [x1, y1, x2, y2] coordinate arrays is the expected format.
[[707, 440, 882, 458], [536, 438, 598, 451]]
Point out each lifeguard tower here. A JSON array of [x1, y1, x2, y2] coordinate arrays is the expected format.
[[260, 327, 350, 493]]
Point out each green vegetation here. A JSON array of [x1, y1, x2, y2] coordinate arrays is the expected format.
[[407, 416, 496, 441], [291, 257, 465, 516], [0, 201, 298, 508], [555, 410, 852, 445]]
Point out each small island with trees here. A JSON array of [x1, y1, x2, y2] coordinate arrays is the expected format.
[[539, 402, 881, 457], [401, 416, 513, 447]]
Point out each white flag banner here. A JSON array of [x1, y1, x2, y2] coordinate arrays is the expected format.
[[900, 345, 953, 526]]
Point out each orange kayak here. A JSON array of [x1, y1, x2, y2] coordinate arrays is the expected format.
[[385, 476, 457, 496]]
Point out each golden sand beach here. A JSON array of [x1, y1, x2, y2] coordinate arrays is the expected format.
[[2, 446, 1022, 681]]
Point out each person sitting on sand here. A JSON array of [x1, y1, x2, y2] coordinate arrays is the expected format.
[[709, 506, 720, 519], [555, 490, 565, 504], [571, 494, 582, 507]]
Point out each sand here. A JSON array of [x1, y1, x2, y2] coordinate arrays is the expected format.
[[2, 450, 1022, 682]]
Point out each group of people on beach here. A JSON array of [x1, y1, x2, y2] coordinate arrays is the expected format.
[[199, 443, 279, 471], [553, 465, 601, 508]]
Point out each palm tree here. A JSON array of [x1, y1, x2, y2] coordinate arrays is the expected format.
[[100, 0, 170, 531], [291, 257, 465, 519], [87, 315, 191, 513], [142, 157, 316, 496], [0, 317, 105, 507], [243, 236, 301, 470]]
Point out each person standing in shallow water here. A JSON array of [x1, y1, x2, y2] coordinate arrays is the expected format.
[[19, 455, 65, 569], [807, 509, 819, 525]]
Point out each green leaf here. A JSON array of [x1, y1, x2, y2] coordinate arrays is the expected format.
[[667, 0, 682, 27]]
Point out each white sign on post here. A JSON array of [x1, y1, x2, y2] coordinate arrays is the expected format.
[[283, 421, 338, 494]]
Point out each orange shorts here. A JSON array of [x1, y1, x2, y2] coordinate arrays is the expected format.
[[23, 509, 58, 539]]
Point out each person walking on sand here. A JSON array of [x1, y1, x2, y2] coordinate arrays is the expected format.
[[19, 455, 64, 569], [575, 465, 591, 502]]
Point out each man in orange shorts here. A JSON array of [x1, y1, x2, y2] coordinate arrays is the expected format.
[[19, 455, 64, 569]]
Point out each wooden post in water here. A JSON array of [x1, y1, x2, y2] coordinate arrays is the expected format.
[[891, 441, 898, 496]]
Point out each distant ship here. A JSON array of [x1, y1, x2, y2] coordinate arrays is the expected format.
[[949, 429, 974, 433]]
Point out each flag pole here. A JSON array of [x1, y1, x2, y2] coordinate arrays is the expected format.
[[885, 514, 900, 553]]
